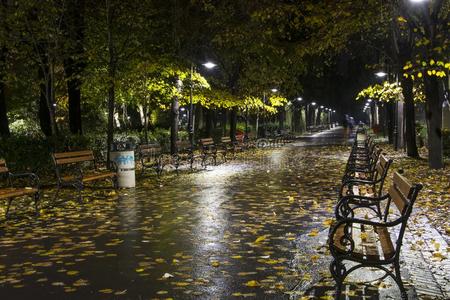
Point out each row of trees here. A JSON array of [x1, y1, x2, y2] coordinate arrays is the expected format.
[[0, 0, 448, 168], [355, 0, 449, 169]]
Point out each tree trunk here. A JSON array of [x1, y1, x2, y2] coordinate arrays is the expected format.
[[221, 108, 227, 136], [229, 107, 237, 140], [425, 76, 443, 169], [205, 107, 213, 138], [64, 0, 85, 135], [0, 73, 10, 138], [106, 0, 115, 167], [387, 103, 394, 144], [278, 107, 284, 132], [401, 76, 419, 158], [0, 3, 10, 137], [38, 64, 52, 136], [316, 108, 322, 126], [170, 94, 179, 154]]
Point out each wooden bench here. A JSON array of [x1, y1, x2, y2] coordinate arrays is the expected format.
[[137, 143, 167, 176], [220, 136, 236, 158], [173, 140, 196, 171], [339, 154, 393, 211], [329, 172, 422, 299], [343, 145, 381, 183], [0, 159, 40, 217], [198, 138, 226, 166], [52, 150, 117, 200]]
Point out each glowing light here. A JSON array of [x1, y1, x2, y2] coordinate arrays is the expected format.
[[297, 97, 303, 101], [311, 102, 316, 106], [202, 62, 217, 69], [271, 88, 278, 93], [375, 71, 387, 78]]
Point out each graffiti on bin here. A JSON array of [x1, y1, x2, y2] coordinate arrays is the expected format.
[[115, 155, 134, 166]]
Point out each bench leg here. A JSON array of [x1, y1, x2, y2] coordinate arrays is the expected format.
[[53, 185, 61, 202], [5, 197, 13, 218], [112, 176, 118, 189], [34, 192, 40, 216], [394, 262, 407, 299], [329, 259, 345, 299]]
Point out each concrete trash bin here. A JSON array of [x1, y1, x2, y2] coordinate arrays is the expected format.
[[109, 150, 136, 188]]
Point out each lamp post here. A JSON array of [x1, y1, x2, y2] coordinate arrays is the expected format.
[[188, 61, 216, 146], [306, 102, 316, 130]]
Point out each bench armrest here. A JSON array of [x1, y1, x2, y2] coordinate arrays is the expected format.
[[328, 217, 401, 256], [339, 179, 379, 198], [335, 194, 389, 219], [9, 172, 41, 189]]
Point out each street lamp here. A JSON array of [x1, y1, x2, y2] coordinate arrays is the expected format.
[[375, 71, 388, 78], [189, 61, 217, 146], [202, 62, 217, 69], [271, 88, 278, 93], [297, 97, 303, 101]]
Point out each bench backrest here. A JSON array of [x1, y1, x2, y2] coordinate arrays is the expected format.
[[176, 140, 191, 149], [374, 154, 393, 195], [199, 138, 215, 147], [0, 159, 8, 174], [138, 144, 162, 156], [53, 150, 95, 166], [387, 172, 422, 253], [221, 137, 232, 144]]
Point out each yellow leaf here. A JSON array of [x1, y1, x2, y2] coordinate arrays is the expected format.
[[397, 16, 407, 23], [245, 280, 259, 287], [173, 282, 190, 287], [211, 261, 220, 267], [322, 218, 333, 226], [99, 289, 113, 294], [254, 235, 267, 244], [66, 271, 79, 276], [308, 229, 319, 237], [360, 232, 368, 241]]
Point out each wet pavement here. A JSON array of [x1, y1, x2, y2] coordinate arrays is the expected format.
[[0, 127, 448, 299]]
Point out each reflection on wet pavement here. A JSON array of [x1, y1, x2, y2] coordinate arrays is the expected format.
[[0, 128, 425, 299]]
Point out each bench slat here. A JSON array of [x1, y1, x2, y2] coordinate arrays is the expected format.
[[56, 155, 94, 165], [393, 172, 412, 197], [53, 150, 93, 159], [362, 225, 379, 260], [388, 185, 407, 213], [0, 187, 38, 199], [376, 227, 395, 259]]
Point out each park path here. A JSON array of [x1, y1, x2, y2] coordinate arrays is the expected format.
[[0, 127, 448, 299]]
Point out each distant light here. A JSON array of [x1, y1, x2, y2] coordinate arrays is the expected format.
[[367, 99, 372, 102], [311, 102, 316, 106], [53, 103, 57, 107], [180, 107, 186, 111], [410, 0, 428, 3], [375, 71, 387, 78], [202, 62, 217, 69], [320, 105, 324, 109], [333, 110, 336, 113], [271, 88, 278, 93], [297, 97, 303, 101]]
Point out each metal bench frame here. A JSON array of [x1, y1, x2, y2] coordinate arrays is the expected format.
[[52, 150, 118, 201], [0, 159, 40, 217], [329, 172, 422, 299]]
